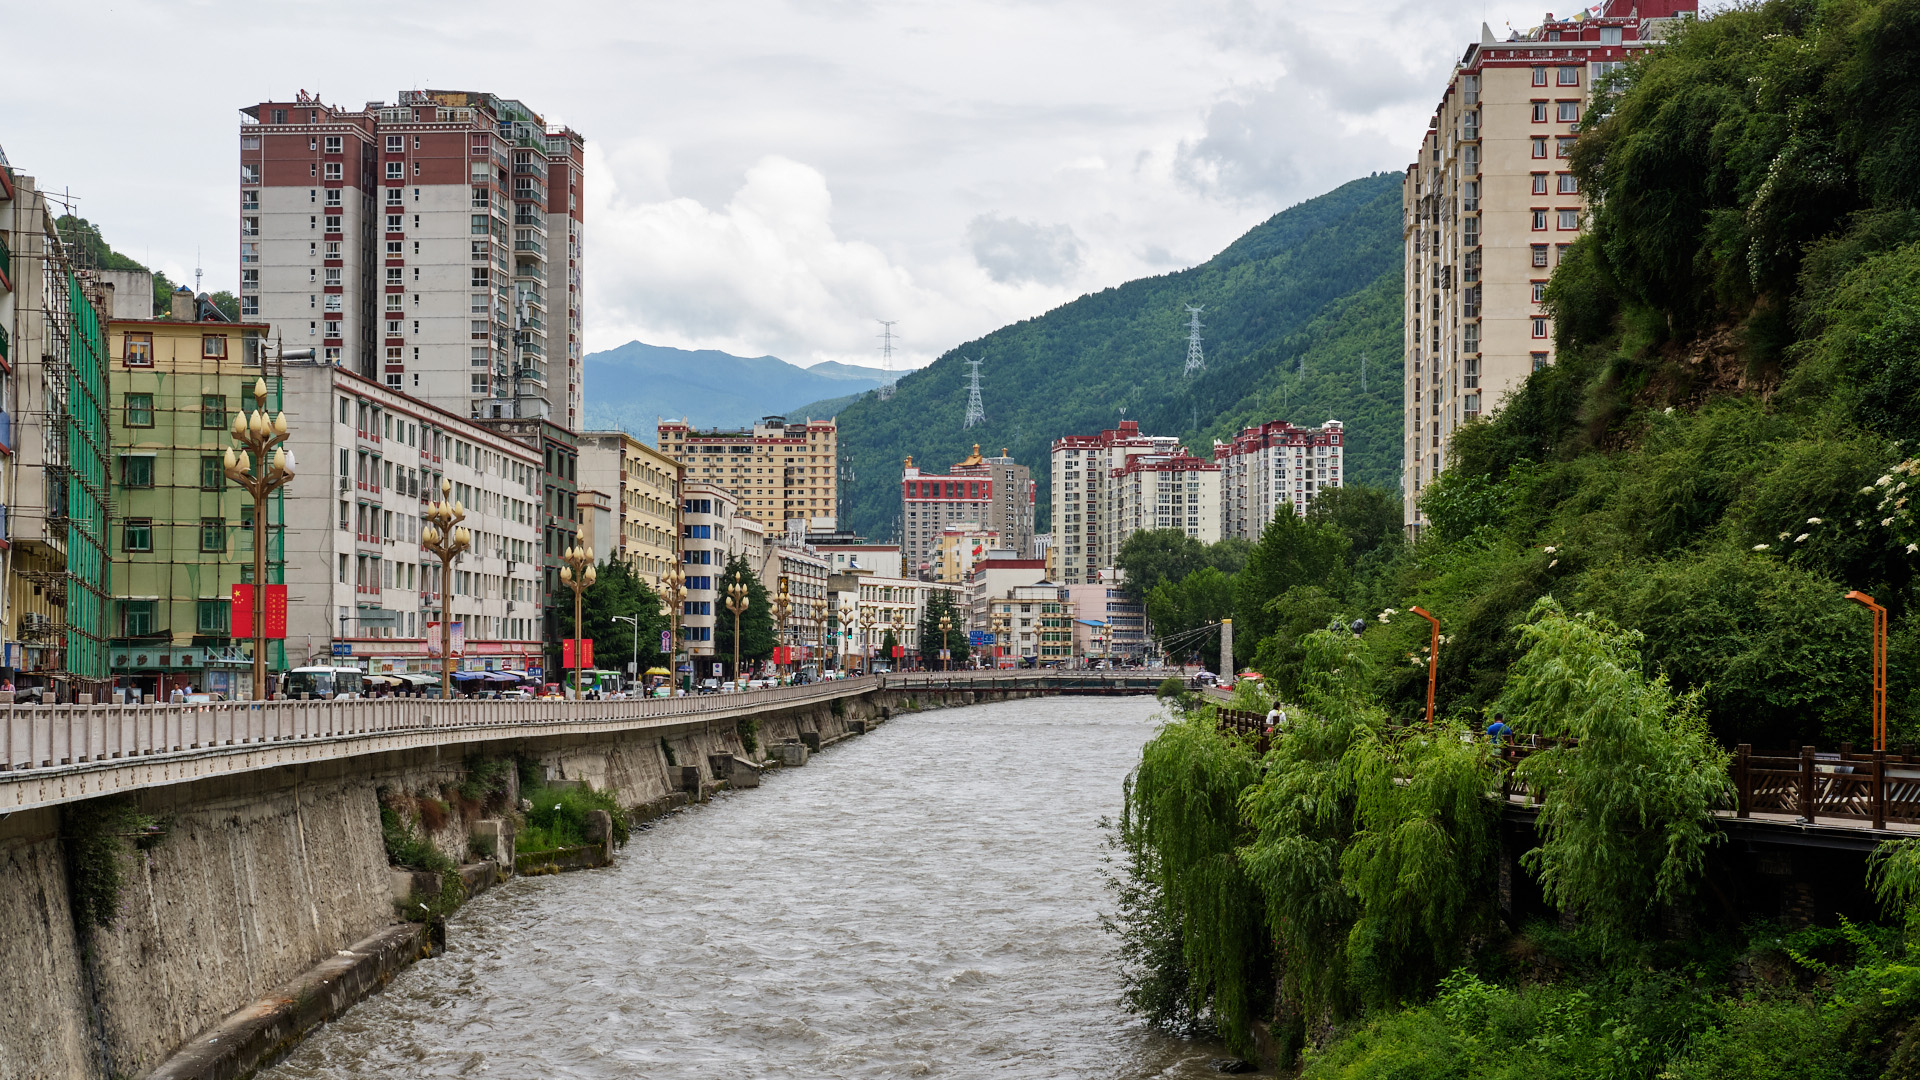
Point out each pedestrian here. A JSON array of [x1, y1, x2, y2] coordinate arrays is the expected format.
[[1265, 702, 1286, 736], [1485, 714, 1512, 749]]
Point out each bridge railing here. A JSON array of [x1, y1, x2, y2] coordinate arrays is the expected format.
[[0, 676, 879, 774]]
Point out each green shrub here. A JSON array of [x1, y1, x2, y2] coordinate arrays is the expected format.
[[62, 796, 166, 934], [517, 783, 628, 856], [378, 796, 452, 873]]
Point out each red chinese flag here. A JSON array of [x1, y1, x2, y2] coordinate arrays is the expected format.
[[563, 639, 576, 668], [892, 645, 905, 658], [265, 585, 288, 639], [231, 584, 253, 637]]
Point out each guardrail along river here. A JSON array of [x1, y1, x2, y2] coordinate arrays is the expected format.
[[262, 696, 1236, 1078]]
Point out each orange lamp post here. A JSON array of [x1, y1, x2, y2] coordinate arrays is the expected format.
[[1846, 590, 1889, 752], [1410, 605, 1440, 726]]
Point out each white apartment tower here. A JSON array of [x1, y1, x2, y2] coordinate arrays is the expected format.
[[1049, 421, 1182, 585], [1215, 419, 1346, 540], [1402, 2, 1694, 532], [240, 90, 585, 431]]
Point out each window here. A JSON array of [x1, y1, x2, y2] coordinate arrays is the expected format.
[[386, 214, 403, 232], [124, 518, 153, 552], [1531, 137, 1548, 159], [124, 393, 154, 427], [323, 135, 342, 153], [202, 334, 227, 359], [1558, 66, 1580, 86], [1532, 172, 1549, 195], [324, 215, 341, 231], [121, 455, 155, 488], [386, 135, 404, 153], [1531, 244, 1550, 268], [1558, 101, 1580, 123], [385, 161, 404, 179], [195, 454, 224, 491], [199, 517, 227, 552], [1532, 209, 1548, 231], [201, 394, 227, 429], [324, 320, 341, 338], [1532, 281, 1548, 303], [1558, 173, 1579, 194], [1556, 243, 1571, 263], [124, 331, 153, 367], [323, 162, 342, 180], [197, 599, 231, 635], [122, 600, 156, 637], [471, 268, 489, 287], [388, 187, 404, 206], [1532, 351, 1549, 371], [472, 374, 492, 394], [325, 188, 341, 206], [1558, 208, 1580, 230], [1532, 66, 1549, 86], [1557, 136, 1576, 158], [1532, 317, 1549, 338], [1601, 26, 1623, 44], [1532, 101, 1548, 122], [472, 186, 490, 208]]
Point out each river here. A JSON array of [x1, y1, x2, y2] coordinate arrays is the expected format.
[[262, 696, 1242, 1079]]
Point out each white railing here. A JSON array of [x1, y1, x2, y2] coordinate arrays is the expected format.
[[0, 677, 878, 775]]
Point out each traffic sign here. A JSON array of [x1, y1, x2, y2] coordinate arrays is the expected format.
[[331, 641, 352, 657], [528, 666, 544, 680]]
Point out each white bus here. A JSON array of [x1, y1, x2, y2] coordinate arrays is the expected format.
[[281, 666, 366, 700]]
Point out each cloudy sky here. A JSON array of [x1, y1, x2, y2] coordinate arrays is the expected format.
[[5, 0, 1533, 370]]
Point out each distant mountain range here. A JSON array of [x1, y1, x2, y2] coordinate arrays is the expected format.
[[581, 342, 889, 438], [833, 172, 1405, 537]]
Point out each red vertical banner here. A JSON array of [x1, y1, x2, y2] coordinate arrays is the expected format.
[[562, 638, 575, 668], [264, 585, 288, 639], [582, 638, 593, 668], [231, 584, 253, 637]]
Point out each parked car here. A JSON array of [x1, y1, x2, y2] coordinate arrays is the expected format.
[[696, 678, 721, 695], [500, 688, 533, 700]]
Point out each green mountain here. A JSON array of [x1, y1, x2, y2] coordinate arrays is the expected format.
[[833, 173, 1404, 537]]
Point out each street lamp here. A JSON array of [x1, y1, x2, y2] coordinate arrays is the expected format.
[[1847, 591, 1889, 752], [560, 544, 597, 698], [1410, 605, 1440, 726], [812, 601, 828, 674], [838, 602, 855, 672], [772, 577, 792, 682], [890, 609, 908, 670], [611, 613, 640, 693], [725, 580, 751, 689], [660, 566, 686, 695], [858, 606, 877, 673], [939, 614, 953, 672], [420, 478, 472, 699], [992, 609, 1009, 669], [222, 377, 295, 700]]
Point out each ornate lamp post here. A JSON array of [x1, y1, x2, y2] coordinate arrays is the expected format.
[[660, 566, 686, 694], [419, 479, 471, 699], [858, 607, 877, 673], [992, 609, 1010, 669], [725, 579, 751, 688], [837, 602, 854, 673], [939, 614, 953, 672], [890, 609, 908, 670], [560, 544, 597, 698], [772, 577, 792, 683], [222, 377, 295, 700], [812, 601, 829, 673]]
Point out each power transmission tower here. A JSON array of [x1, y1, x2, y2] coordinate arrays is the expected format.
[[1183, 305, 1206, 376], [876, 319, 898, 400], [963, 357, 986, 429]]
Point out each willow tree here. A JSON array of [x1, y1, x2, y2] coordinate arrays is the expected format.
[[1500, 598, 1731, 942]]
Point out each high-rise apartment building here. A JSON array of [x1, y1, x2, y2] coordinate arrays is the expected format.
[[239, 89, 584, 429], [656, 415, 837, 533], [1215, 419, 1346, 539], [899, 445, 1034, 576], [1049, 421, 1180, 585], [1401, 3, 1692, 532], [1111, 451, 1221, 546], [578, 431, 683, 591]]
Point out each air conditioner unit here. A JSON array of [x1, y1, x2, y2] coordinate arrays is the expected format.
[[505, 561, 517, 574], [338, 475, 350, 493]]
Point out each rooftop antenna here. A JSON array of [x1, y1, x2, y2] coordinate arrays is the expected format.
[[963, 356, 986, 429], [876, 319, 898, 400], [194, 248, 203, 295], [1183, 305, 1206, 376]]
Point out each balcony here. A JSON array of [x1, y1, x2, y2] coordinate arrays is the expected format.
[[513, 238, 546, 259], [0, 234, 9, 292]]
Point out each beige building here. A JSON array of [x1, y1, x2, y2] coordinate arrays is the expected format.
[[657, 415, 836, 533], [1402, 2, 1692, 532], [577, 430, 682, 590], [931, 527, 999, 584], [1049, 420, 1181, 585]]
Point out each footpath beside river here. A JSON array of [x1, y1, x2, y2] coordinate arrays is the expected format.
[[259, 696, 1236, 1079]]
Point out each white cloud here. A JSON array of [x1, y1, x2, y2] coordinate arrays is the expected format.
[[966, 214, 1085, 285]]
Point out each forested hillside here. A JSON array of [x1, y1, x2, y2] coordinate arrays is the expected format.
[[1117, 1, 1920, 1075], [833, 173, 1404, 536]]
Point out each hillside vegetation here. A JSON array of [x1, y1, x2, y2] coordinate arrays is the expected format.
[[832, 173, 1404, 535], [1115, 0, 1920, 1074]]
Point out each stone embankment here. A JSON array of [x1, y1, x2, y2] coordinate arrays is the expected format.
[[0, 689, 922, 1080]]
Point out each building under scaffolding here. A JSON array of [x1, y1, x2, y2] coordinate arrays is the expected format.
[[0, 159, 113, 698], [105, 287, 280, 700]]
